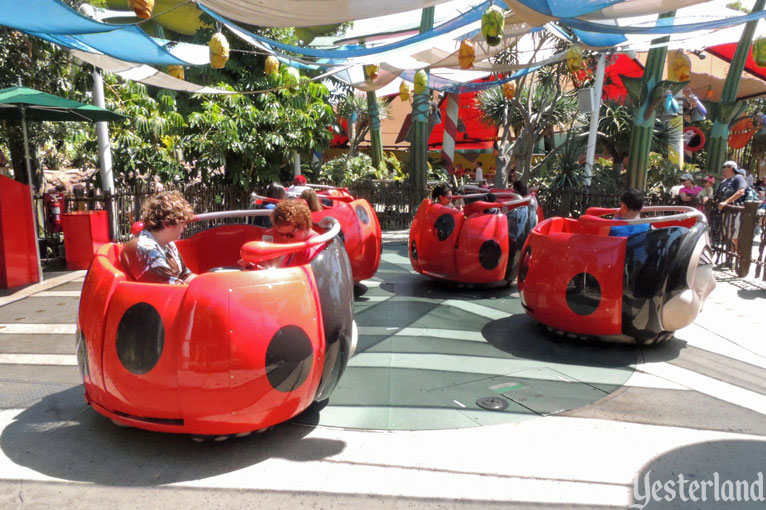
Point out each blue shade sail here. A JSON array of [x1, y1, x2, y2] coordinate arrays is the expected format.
[[512, 0, 625, 18], [0, 0, 191, 65], [0, 0, 119, 34]]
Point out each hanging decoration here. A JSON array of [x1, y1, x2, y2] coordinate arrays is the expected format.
[[168, 65, 184, 80], [481, 6, 505, 47], [127, 0, 154, 19], [668, 50, 691, 81], [754, 37, 766, 67], [683, 126, 705, 152], [664, 90, 679, 115], [364, 64, 380, 82], [414, 69, 428, 94], [684, 91, 707, 122], [285, 67, 300, 89], [458, 40, 475, 69], [566, 46, 583, 74], [503, 81, 515, 100], [399, 81, 411, 101], [265, 55, 280, 75], [209, 32, 230, 69], [728, 116, 758, 149]]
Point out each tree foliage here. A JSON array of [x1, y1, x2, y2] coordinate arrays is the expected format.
[[0, 10, 338, 190], [0, 27, 86, 185], [477, 33, 581, 187]]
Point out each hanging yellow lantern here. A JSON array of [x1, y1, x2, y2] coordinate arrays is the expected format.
[[414, 69, 428, 95], [566, 46, 583, 74], [168, 65, 184, 80], [285, 67, 300, 89], [481, 6, 505, 47], [209, 32, 229, 69], [458, 40, 475, 70], [399, 81, 410, 101], [668, 50, 691, 82], [503, 81, 515, 100], [753, 37, 766, 67], [127, 0, 153, 19], [265, 55, 279, 75], [364, 64, 380, 82]]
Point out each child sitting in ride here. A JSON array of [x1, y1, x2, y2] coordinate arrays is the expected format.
[[269, 199, 322, 267], [300, 188, 323, 212], [609, 189, 651, 237], [252, 182, 286, 228], [431, 182, 458, 209], [121, 191, 197, 284]]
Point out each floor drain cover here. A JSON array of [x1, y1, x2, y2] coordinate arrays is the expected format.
[[476, 396, 508, 411]]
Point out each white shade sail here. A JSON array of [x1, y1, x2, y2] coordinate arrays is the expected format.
[[196, 0, 454, 27]]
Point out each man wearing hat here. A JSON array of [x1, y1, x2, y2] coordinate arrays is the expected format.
[[716, 160, 747, 252], [717, 161, 747, 209], [287, 174, 311, 197]]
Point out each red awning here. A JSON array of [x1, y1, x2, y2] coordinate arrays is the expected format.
[[602, 54, 645, 104], [706, 43, 766, 84], [428, 76, 499, 151]]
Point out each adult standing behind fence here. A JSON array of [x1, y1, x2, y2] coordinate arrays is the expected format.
[[678, 173, 702, 210], [716, 161, 747, 252], [717, 162, 747, 209]]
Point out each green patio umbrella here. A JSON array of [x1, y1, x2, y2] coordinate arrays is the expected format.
[[0, 85, 125, 282]]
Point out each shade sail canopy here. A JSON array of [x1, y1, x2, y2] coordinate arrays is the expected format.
[[196, 0, 453, 27], [632, 50, 766, 103], [0, 86, 125, 123], [0, 0, 200, 66]]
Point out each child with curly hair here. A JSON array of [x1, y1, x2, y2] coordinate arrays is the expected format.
[[122, 191, 196, 284], [270, 199, 321, 266]]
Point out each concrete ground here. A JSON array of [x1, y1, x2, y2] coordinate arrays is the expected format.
[[1, 233, 765, 509]]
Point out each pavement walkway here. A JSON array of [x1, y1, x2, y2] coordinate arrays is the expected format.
[[0, 238, 765, 509]]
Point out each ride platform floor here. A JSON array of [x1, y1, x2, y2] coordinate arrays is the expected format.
[[296, 242, 636, 430], [3, 239, 766, 508]]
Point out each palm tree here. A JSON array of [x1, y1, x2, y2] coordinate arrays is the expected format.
[[477, 61, 580, 187], [334, 93, 390, 156], [597, 101, 682, 182]]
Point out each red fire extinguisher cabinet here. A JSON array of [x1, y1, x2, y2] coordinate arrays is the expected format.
[[61, 210, 110, 270], [0, 175, 40, 288]]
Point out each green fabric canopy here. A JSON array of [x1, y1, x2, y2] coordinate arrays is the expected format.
[[0, 86, 125, 123]]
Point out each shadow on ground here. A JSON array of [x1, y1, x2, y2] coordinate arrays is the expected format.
[[482, 314, 687, 367], [631, 439, 766, 509], [0, 386, 344, 486], [378, 272, 516, 301]]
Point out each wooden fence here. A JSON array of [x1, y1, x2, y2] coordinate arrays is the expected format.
[[37, 181, 765, 281]]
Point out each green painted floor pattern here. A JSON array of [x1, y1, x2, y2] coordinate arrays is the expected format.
[[296, 243, 637, 431]]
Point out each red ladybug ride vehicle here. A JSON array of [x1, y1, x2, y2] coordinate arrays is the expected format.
[[76, 211, 357, 437], [517, 206, 716, 344], [253, 185, 381, 284], [409, 190, 539, 286]]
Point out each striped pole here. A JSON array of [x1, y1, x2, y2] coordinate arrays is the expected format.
[[442, 93, 459, 176]]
